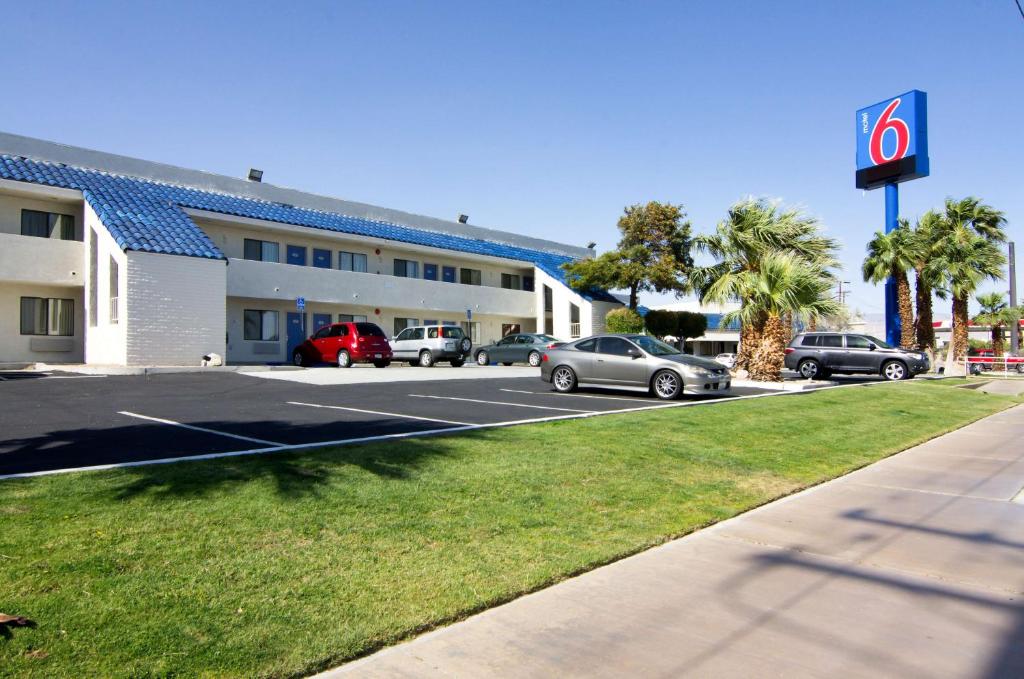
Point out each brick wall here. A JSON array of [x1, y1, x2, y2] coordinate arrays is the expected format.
[[126, 251, 226, 366]]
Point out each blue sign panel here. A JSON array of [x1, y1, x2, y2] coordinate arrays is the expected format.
[[296, 297, 305, 310], [855, 90, 929, 190]]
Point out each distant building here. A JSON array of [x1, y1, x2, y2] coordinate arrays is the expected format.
[[648, 299, 739, 357]]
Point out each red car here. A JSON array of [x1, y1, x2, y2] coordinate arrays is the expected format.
[[292, 322, 392, 368], [967, 348, 1024, 373]]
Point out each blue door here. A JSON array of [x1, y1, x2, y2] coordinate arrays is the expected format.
[[312, 313, 332, 334], [287, 312, 307, 358]]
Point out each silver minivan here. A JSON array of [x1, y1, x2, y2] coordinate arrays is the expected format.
[[390, 325, 473, 367]]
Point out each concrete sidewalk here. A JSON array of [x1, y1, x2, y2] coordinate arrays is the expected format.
[[321, 404, 1024, 679]]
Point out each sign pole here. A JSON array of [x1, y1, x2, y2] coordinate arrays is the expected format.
[[1010, 241, 1019, 355], [884, 182, 901, 347]]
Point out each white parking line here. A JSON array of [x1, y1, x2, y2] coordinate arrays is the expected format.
[[499, 388, 652, 403], [408, 394, 594, 413], [286, 401, 472, 426], [118, 411, 285, 446]]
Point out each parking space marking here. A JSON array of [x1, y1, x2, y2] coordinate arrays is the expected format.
[[408, 394, 594, 413], [286, 401, 472, 426], [118, 411, 285, 446], [499, 388, 653, 403]]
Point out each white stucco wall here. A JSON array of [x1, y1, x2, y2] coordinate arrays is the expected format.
[[531, 266, 607, 340], [125, 251, 227, 366], [83, 203, 129, 365], [0, 283, 84, 363]]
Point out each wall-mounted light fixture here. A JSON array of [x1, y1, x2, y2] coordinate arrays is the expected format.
[[247, 168, 263, 182]]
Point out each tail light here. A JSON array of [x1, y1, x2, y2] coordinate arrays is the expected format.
[[784, 348, 795, 355], [358, 336, 366, 343], [542, 353, 549, 362]]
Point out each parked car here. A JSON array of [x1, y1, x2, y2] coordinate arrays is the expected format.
[[714, 353, 737, 369], [390, 325, 473, 367], [540, 334, 730, 400], [475, 333, 564, 367], [967, 348, 1024, 373], [784, 332, 929, 381], [292, 321, 392, 368]]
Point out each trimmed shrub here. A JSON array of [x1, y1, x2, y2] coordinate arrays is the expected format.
[[605, 308, 644, 334]]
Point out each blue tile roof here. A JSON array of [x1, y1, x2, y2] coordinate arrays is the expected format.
[[0, 153, 619, 303]]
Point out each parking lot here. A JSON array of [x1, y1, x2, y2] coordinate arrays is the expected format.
[[0, 367, 823, 478]]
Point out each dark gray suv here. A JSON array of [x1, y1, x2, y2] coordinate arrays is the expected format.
[[784, 333, 930, 381]]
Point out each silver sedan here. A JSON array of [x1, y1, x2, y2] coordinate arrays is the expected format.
[[540, 334, 731, 400]]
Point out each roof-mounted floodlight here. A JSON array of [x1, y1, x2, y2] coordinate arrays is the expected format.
[[457, 214, 469, 224], [248, 168, 263, 182]]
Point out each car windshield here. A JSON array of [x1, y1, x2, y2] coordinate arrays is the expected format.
[[440, 327, 464, 339], [630, 335, 681, 356], [864, 335, 893, 349]]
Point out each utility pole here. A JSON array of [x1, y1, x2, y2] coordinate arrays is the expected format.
[[835, 281, 851, 306], [1010, 242, 1019, 355]]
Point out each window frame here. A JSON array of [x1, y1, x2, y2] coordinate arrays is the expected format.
[[243, 309, 280, 341], [460, 268, 482, 286], [393, 258, 419, 278], [21, 209, 76, 240], [339, 251, 368, 273], [243, 238, 280, 263], [20, 297, 75, 336]]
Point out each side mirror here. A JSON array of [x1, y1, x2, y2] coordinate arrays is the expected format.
[[628, 348, 642, 359], [868, 342, 877, 351]]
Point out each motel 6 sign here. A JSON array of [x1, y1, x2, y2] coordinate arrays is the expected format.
[[855, 90, 929, 190]]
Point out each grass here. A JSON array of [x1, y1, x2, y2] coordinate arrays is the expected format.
[[1, 380, 1019, 678]]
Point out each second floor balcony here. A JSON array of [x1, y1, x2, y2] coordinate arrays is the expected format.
[[226, 258, 536, 318], [0, 232, 85, 286]]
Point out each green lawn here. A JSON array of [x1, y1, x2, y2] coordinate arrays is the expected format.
[[1, 380, 1019, 678]]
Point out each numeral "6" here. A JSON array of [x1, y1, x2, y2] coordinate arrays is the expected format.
[[869, 98, 910, 165]]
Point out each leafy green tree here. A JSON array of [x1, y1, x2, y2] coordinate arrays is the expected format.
[[862, 219, 918, 348], [643, 310, 708, 347], [563, 201, 693, 310], [928, 197, 1007, 363], [692, 198, 838, 374], [642, 310, 677, 338], [604, 308, 644, 333], [677, 311, 708, 344]]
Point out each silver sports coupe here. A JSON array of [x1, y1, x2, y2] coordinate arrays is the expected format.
[[540, 334, 731, 400]]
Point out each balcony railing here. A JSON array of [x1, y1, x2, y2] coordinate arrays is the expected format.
[[110, 297, 119, 324], [570, 323, 581, 338]]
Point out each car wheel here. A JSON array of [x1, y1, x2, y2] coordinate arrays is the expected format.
[[459, 338, 472, 354], [881, 360, 907, 381], [797, 359, 821, 380], [373, 360, 390, 368], [551, 366, 577, 393], [292, 351, 307, 367], [419, 350, 434, 367], [450, 358, 465, 368], [476, 351, 489, 366], [651, 369, 682, 400], [337, 350, 351, 368], [528, 351, 542, 367], [1017, 364, 1024, 374]]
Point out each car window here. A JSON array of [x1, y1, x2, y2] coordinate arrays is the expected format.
[[574, 338, 597, 352], [313, 326, 331, 340], [395, 328, 412, 342], [846, 335, 870, 349], [412, 328, 425, 340], [820, 335, 843, 348], [630, 335, 679, 356], [864, 335, 892, 349], [440, 327, 464, 339], [515, 335, 533, 344], [801, 335, 820, 347], [598, 337, 637, 356], [329, 325, 348, 337], [428, 327, 439, 339], [498, 336, 517, 346], [537, 335, 558, 343], [355, 323, 385, 337]]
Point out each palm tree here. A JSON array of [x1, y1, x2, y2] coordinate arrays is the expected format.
[[974, 292, 1021, 358], [692, 198, 838, 373], [714, 252, 840, 381], [931, 197, 1008, 364], [910, 211, 942, 353], [862, 219, 917, 348]]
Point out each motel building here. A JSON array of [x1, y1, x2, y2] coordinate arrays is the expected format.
[[0, 132, 621, 367]]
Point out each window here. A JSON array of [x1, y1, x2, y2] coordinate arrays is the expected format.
[[821, 335, 843, 348], [846, 335, 870, 349], [338, 314, 368, 323], [460, 268, 482, 286], [442, 266, 456, 283], [497, 335, 517, 346], [109, 256, 119, 324], [522, 276, 535, 292], [574, 338, 597, 352], [543, 287, 553, 312], [501, 323, 521, 336], [424, 319, 439, 326], [21, 209, 76, 240], [20, 297, 74, 336], [598, 337, 637, 356], [393, 259, 419, 278], [329, 325, 349, 337], [515, 335, 534, 344], [410, 328, 425, 340], [501, 273, 521, 290], [423, 264, 438, 281], [801, 335, 821, 347], [243, 310, 280, 341], [440, 327, 464, 339], [89, 230, 98, 327], [427, 327, 440, 339], [442, 320, 458, 326], [243, 239, 280, 263], [394, 317, 419, 336], [395, 328, 414, 342], [313, 326, 332, 340], [312, 248, 332, 268], [339, 251, 367, 272], [286, 245, 307, 266], [461, 321, 480, 344]]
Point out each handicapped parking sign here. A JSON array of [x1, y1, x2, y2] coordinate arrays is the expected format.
[[296, 297, 305, 311]]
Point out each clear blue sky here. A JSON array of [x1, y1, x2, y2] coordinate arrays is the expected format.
[[5, 0, 1022, 316]]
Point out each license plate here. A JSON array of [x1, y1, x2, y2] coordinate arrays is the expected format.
[[374, 353, 382, 359]]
